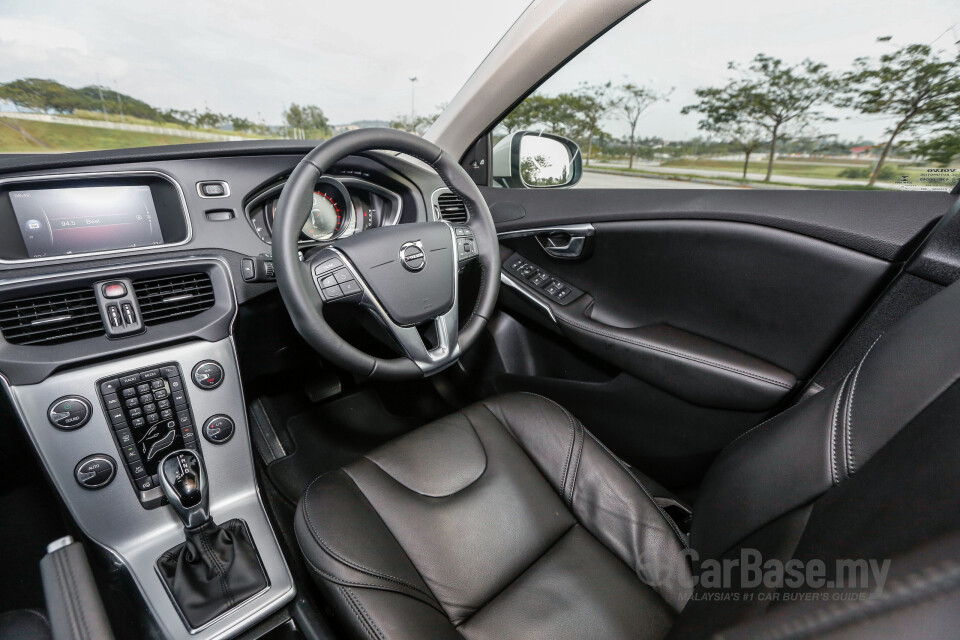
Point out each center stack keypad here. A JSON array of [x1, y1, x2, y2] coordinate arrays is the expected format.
[[97, 362, 200, 505]]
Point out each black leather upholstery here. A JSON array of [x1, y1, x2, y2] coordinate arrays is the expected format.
[[0, 610, 51, 640], [157, 519, 268, 629], [298, 278, 960, 639], [296, 393, 689, 639]]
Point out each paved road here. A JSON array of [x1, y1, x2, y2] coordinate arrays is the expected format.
[[576, 170, 738, 189]]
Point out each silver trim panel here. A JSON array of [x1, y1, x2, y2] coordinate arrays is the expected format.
[[2, 338, 295, 640], [0, 170, 193, 265], [500, 271, 557, 323], [496, 223, 595, 240]]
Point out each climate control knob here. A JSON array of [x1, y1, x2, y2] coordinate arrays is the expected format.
[[191, 360, 224, 390], [74, 454, 116, 490], [202, 414, 235, 444], [48, 396, 92, 430]]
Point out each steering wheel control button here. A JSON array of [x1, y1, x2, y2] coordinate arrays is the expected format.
[[74, 455, 116, 490], [318, 273, 338, 288], [314, 257, 343, 275], [202, 415, 235, 444], [48, 396, 92, 430], [399, 241, 426, 272], [322, 284, 344, 300], [339, 280, 362, 296], [191, 361, 224, 390], [101, 281, 127, 299]]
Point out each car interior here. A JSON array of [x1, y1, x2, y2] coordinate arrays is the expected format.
[[1, 1, 960, 639]]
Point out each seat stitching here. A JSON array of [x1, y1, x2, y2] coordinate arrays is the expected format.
[[845, 335, 883, 476], [337, 585, 384, 640], [557, 402, 577, 503], [568, 423, 585, 507], [714, 558, 960, 640], [344, 586, 387, 640], [582, 427, 689, 548], [557, 315, 793, 389], [61, 545, 91, 640], [300, 474, 437, 600], [513, 391, 689, 543], [297, 537, 448, 615], [829, 375, 851, 486]]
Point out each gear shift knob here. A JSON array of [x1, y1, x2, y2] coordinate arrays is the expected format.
[[158, 449, 210, 529]]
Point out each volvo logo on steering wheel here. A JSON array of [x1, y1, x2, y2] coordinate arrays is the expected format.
[[399, 241, 426, 272]]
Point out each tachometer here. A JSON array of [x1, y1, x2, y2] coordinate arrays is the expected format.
[[264, 178, 354, 242], [302, 189, 345, 241]]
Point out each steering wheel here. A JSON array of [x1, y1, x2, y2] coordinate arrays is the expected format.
[[273, 128, 500, 380]]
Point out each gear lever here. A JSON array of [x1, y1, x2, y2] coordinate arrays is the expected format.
[[158, 449, 209, 529], [155, 448, 268, 628]]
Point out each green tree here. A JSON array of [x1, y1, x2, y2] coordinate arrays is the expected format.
[[682, 90, 769, 179], [567, 82, 611, 165], [390, 111, 438, 135], [610, 83, 672, 169], [283, 103, 331, 137], [685, 55, 835, 182], [838, 44, 960, 186], [914, 132, 960, 167], [230, 116, 253, 132]]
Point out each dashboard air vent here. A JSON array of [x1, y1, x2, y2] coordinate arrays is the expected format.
[[435, 192, 468, 223], [133, 273, 215, 326], [0, 288, 104, 345]]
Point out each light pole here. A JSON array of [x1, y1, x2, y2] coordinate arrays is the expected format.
[[409, 77, 418, 123], [114, 81, 124, 124]]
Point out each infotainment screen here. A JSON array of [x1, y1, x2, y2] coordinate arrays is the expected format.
[[9, 185, 165, 258]]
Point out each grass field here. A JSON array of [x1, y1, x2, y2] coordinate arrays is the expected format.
[[659, 157, 946, 183], [0, 116, 214, 152]]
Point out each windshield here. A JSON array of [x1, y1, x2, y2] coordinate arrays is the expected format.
[[0, 0, 526, 153]]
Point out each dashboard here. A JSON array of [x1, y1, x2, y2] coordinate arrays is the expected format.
[[245, 175, 403, 245], [0, 142, 454, 640]]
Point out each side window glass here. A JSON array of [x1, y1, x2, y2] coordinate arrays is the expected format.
[[491, 0, 960, 192]]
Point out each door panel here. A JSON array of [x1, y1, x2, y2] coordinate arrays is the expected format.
[[475, 188, 951, 488], [505, 220, 891, 380]]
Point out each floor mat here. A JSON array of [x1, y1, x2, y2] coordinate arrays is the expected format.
[[267, 389, 420, 504]]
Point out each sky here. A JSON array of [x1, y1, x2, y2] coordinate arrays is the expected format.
[[545, 0, 960, 142], [0, 0, 958, 141], [0, 0, 528, 126]]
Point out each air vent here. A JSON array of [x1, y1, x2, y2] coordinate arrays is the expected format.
[[435, 191, 468, 223], [0, 288, 105, 345], [133, 273, 215, 326]]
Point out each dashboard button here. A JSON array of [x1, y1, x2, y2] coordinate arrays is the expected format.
[[121, 387, 137, 399], [160, 365, 179, 379], [140, 369, 160, 381], [202, 415, 235, 444], [129, 460, 146, 478], [108, 408, 126, 426], [168, 377, 183, 392], [103, 394, 121, 411], [119, 373, 140, 387], [99, 379, 120, 395], [101, 282, 127, 299], [191, 361, 225, 390], [75, 455, 116, 490], [116, 428, 135, 447], [135, 475, 155, 492], [48, 396, 92, 430]]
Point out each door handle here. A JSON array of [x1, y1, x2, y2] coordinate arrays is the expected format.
[[536, 231, 587, 259]]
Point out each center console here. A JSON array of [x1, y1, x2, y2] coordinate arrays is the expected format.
[[1, 258, 294, 640]]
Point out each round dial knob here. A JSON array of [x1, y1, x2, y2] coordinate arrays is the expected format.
[[74, 454, 116, 490], [191, 360, 224, 390], [202, 414, 235, 444], [48, 396, 92, 430]]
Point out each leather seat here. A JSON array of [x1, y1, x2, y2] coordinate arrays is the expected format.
[[296, 278, 960, 639]]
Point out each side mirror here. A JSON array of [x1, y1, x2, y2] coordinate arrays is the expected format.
[[492, 131, 582, 188]]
